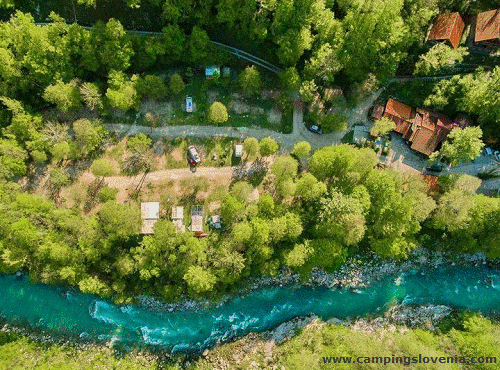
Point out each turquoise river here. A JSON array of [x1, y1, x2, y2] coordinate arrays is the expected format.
[[1, 265, 499, 352]]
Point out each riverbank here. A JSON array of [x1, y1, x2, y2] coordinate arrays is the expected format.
[[1, 249, 498, 362]]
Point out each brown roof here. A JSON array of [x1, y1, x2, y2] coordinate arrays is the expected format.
[[475, 9, 500, 42], [427, 12, 465, 49], [384, 98, 413, 121], [371, 104, 385, 120]]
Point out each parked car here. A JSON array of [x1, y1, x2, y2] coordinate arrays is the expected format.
[[187, 145, 201, 166], [307, 124, 323, 134], [426, 163, 444, 172], [484, 147, 493, 156]]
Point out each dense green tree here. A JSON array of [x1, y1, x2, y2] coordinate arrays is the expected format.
[[431, 127, 484, 166], [308, 238, 347, 271], [169, 73, 185, 94], [188, 26, 210, 64], [98, 186, 118, 202], [340, 0, 409, 82], [78, 276, 111, 296], [90, 19, 133, 73], [308, 145, 377, 188], [269, 212, 303, 243], [259, 137, 279, 156], [72, 119, 107, 156], [303, 43, 342, 83], [162, 25, 186, 63], [239, 66, 262, 97], [43, 80, 82, 113], [414, 44, 468, 76], [50, 141, 71, 162], [0, 139, 27, 179], [295, 173, 327, 201], [280, 67, 301, 91], [208, 102, 229, 124], [98, 201, 141, 241], [135, 75, 167, 100], [229, 181, 253, 203], [370, 117, 395, 137], [299, 80, 317, 103], [220, 194, 245, 226], [106, 70, 139, 111], [49, 168, 71, 191], [184, 266, 217, 293], [257, 193, 275, 218], [314, 189, 366, 246], [271, 155, 298, 182]]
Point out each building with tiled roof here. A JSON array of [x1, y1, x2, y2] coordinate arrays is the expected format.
[[474, 9, 500, 51], [382, 98, 415, 139], [378, 99, 459, 156], [426, 12, 465, 49]]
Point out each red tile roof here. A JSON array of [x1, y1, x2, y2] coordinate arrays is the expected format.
[[427, 12, 465, 49], [384, 98, 413, 121], [475, 9, 500, 42]]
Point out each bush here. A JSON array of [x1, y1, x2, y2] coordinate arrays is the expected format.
[[208, 102, 228, 124], [98, 186, 118, 202], [239, 66, 262, 96], [90, 159, 115, 177], [31, 150, 47, 163], [127, 133, 151, 153], [169, 73, 185, 94]]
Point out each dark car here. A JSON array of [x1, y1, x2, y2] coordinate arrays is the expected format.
[[187, 145, 201, 166], [307, 124, 323, 134], [426, 163, 443, 172]]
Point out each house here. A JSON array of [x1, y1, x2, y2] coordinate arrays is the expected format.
[[171, 206, 185, 232], [205, 66, 220, 79], [405, 108, 458, 156], [140, 202, 160, 234], [426, 12, 465, 49], [383, 98, 416, 139], [189, 205, 204, 233], [474, 9, 500, 51], [380, 99, 459, 156]]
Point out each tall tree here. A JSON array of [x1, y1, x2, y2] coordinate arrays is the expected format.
[[431, 127, 484, 166]]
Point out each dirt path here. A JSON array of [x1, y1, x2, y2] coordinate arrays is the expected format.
[[79, 166, 235, 191]]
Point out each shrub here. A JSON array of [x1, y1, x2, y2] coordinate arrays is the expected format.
[[169, 73, 185, 94], [90, 159, 115, 177], [208, 102, 228, 124], [98, 186, 118, 202]]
